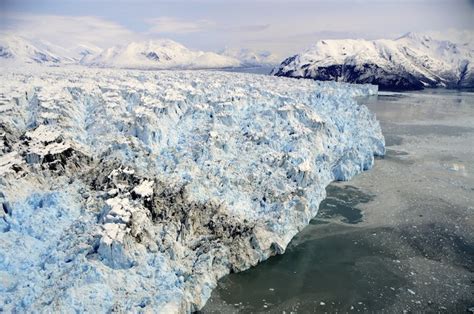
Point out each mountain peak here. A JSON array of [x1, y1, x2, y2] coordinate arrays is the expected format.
[[82, 39, 240, 69], [0, 34, 65, 64], [272, 32, 474, 90], [220, 47, 280, 66]]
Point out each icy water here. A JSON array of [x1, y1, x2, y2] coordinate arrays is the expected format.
[[215, 66, 274, 75], [202, 89, 474, 313]]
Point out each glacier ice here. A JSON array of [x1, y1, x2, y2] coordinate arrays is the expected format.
[[0, 67, 384, 312]]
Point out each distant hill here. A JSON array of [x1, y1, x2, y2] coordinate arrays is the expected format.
[[80, 39, 240, 70], [219, 48, 280, 67]]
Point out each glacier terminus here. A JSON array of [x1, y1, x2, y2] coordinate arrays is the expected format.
[[0, 67, 384, 312]]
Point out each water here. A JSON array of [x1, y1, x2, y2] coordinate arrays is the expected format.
[[202, 89, 474, 313], [314, 185, 373, 224], [215, 66, 274, 75]]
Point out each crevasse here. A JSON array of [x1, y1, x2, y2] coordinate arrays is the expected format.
[[0, 68, 384, 312]]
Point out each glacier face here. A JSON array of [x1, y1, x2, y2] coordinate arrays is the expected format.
[[272, 32, 474, 90], [0, 67, 384, 312]]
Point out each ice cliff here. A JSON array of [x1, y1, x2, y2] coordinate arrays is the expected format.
[[0, 67, 384, 312]]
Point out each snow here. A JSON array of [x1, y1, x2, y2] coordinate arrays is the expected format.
[[219, 47, 280, 66], [272, 32, 474, 89], [0, 67, 384, 312], [0, 33, 79, 65], [81, 39, 241, 69], [133, 180, 154, 198], [1, 34, 281, 70], [0, 152, 24, 175]]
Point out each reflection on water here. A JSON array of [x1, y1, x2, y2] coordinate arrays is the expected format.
[[384, 134, 404, 146], [380, 148, 414, 165], [364, 90, 474, 123], [314, 185, 373, 224]]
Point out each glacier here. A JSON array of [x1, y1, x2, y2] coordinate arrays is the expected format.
[[0, 67, 384, 312]]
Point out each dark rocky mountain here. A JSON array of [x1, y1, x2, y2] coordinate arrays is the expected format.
[[272, 33, 474, 90]]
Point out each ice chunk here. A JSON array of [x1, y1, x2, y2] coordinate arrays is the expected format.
[[132, 180, 154, 198]]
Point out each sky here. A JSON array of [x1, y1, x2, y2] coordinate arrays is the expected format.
[[1, 0, 473, 57]]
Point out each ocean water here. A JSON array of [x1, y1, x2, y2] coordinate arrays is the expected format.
[[214, 66, 275, 75], [202, 89, 474, 313]]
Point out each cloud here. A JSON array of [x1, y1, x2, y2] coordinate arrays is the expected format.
[[224, 24, 271, 32], [146, 17, 215, 34], [424, 28, 474, 46], [146, 17, 269, 35], [0, 13, 139, 49]]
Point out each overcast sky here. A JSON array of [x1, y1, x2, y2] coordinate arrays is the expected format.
[[1, 0, 473, 57]]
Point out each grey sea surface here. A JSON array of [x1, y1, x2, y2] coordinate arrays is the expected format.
[[201, 88, 474, 313], [214, 66, 274, 75]]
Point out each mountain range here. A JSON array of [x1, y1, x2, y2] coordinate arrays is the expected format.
[[2, 31, 473, 90], [0, 34, 277, 70], [81, 40, 240, 69], [271, 32, 474, 90]]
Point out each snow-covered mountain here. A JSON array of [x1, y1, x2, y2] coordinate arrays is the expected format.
[[0, 34, 103, 66], [82, 39, 241, 69], [272, 32, 474, 90], [219, 47, 280, 67], [0, 34, 280, 70], [0, 67, 384, 312], [0, 34, 74, 65], [0, 35, 241, 70]]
